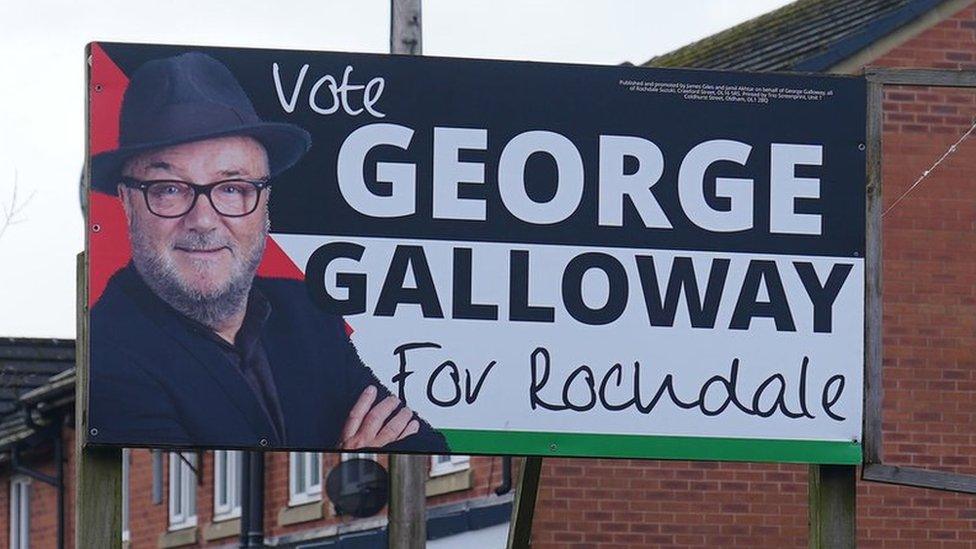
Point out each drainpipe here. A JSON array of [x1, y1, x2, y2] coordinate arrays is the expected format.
[[12, 409, 65, 549], [54, 424, 64, 549], [240, 451, 265, 547], [240, 452, 250, 548]]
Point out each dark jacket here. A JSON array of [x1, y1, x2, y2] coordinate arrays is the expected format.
[[88, 265, 448, 453]]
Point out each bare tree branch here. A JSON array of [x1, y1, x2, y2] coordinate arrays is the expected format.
[[0, 169, 36, 242]]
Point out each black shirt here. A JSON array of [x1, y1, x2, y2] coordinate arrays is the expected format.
[[183, 289, 288, 444], [89, 263, 449, 452]]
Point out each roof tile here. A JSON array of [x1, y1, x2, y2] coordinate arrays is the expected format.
[[643, 0, 947, 72]]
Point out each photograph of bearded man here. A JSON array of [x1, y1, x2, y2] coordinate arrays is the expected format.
[[87, 52, 448, 452]]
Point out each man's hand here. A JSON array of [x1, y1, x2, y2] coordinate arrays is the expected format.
[[340, 385, 420, 449]]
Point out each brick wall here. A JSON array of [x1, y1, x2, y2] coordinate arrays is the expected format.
[[531, 4, 976, 548], [0, 428, 75, 549], [858, 5, 976, 543], [0, 439, 507, 548], [533, 460, 808, 547]]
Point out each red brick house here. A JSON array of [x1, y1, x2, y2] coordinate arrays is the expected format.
[[530, 0, 976, 547], [2, 0, 975, 547], [0, 339, 513, 548]]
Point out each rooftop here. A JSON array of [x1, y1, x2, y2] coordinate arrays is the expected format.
[[0, 338, 75, 448], [643, 0, 953, 72]]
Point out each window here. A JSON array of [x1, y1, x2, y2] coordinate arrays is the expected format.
[[168, 452, 197, 530], [122, 449, 130, 542], [289, 452, 322, 505], [430, 455, 470, 477], [213, 450, 243, 520], [9, 476, 29, 549]]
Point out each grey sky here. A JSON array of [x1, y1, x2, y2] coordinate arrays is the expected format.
[[0, 0, 792, 338]]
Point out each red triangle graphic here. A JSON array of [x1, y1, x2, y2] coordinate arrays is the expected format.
[[89, 43, 131, 306], [89, 43, 127, 155], [257, 236, 304, 280]]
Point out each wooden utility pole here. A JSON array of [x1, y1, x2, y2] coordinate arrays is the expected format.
[[388, 2, 427, 548], [391, 0, 422, 55], [75, 252, 123, 549]]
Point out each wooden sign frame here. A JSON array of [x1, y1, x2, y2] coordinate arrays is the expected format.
[[860, 67, 976, 495]]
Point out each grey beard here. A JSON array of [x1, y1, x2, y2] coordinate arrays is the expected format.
[[130, 229, 265, 331]]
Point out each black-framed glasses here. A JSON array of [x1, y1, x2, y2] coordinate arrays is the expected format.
[[120, 177, 271, 218]]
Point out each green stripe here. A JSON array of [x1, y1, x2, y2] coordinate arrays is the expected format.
[[441, 429, 861, 464]]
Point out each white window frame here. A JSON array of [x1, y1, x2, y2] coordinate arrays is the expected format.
[[430, 454, 470, 477], [213, 450, 243, 520], [341, 452, 377, 461], [168, 452, 198, 530], [288, 452, 322, 506], [122, 449, 130, 542], [9, 476, 29, 549]]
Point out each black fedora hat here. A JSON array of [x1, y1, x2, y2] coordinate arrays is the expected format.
[[90, 52, 311, 194]]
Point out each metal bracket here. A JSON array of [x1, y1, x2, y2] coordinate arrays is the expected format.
[[11, 444, 60, 488], [175, 451, 204, 486]]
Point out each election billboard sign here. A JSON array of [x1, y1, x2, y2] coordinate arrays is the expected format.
[[86, 42, 865, 463]]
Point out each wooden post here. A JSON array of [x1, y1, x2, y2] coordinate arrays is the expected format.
[[858, 68, 976, 495], [388, 454, 427, 548], [809, 464, 856, 548], [506, 457, 543, 549], [863, 78, 884, 465], [388, 2, 427, 548], [75, 252, 123, 548]]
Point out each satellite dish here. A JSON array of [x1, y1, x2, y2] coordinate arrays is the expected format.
[[326, 458, 389, 518]]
